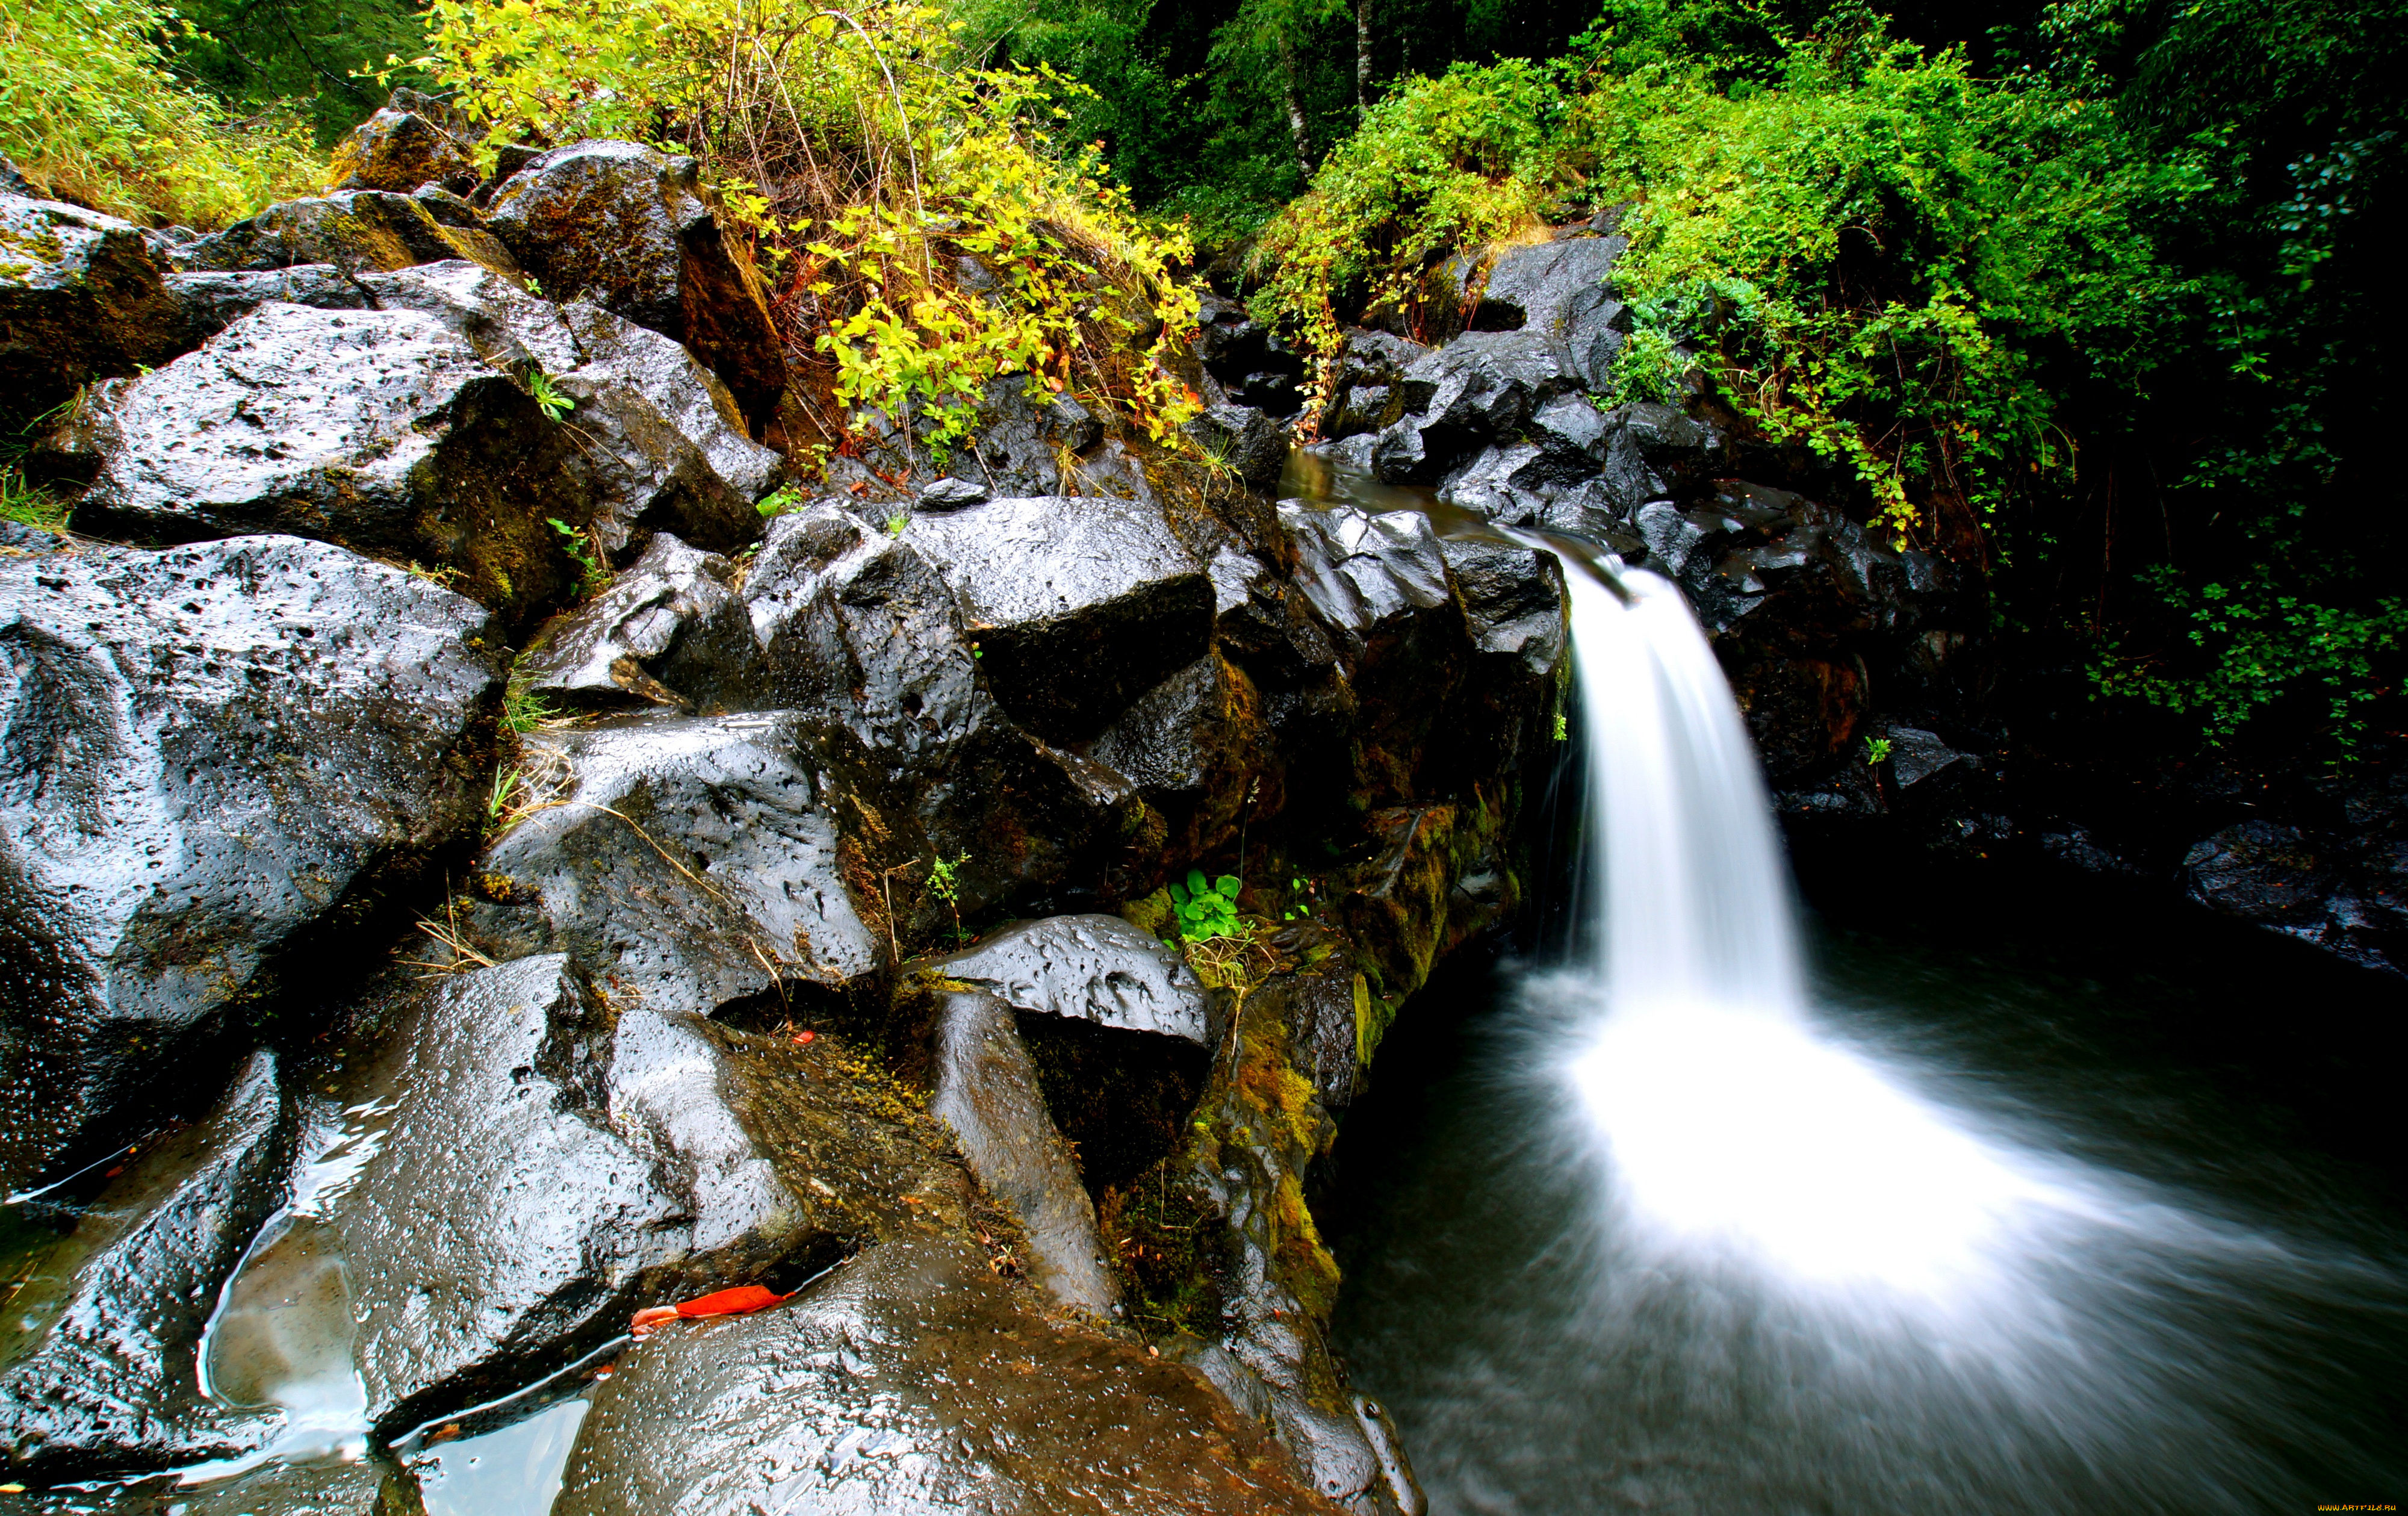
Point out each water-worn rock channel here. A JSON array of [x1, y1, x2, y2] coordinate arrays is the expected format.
[[4, 89, 2400, 1515]]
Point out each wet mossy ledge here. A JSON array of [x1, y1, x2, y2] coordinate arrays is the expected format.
[[0, 102, 1561, 1514]]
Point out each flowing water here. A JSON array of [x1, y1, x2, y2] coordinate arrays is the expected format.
[[1327, 546, 2408, 1513]]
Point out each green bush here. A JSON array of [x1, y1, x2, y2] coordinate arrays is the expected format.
[[0, 0, 321, 226]]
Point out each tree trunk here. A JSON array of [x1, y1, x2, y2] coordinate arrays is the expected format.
[[1356, 0, 1374, 113], [1280, 34, 1312, 181]]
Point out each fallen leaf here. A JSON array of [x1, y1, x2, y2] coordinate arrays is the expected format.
[[630, 1283, 787, 1337]]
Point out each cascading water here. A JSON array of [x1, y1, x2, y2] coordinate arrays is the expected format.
[[1329, 535, 2408, 1514]]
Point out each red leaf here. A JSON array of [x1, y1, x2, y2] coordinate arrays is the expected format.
[[630, 1284, 787, 1338]]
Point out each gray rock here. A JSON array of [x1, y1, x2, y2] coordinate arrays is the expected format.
[[1318, 329, 1430, 440], [0, 193, 183, 433], [2185, 822, 2329, 932], [177, 191, 517, 279], [1469, 235, 1625, 389], [72, 302, 600, 623], [0, 1052, 291, 1480], [325, 98, 478, 195], [928, 913, 1210, 1046], [743, 504, 1143, 921], [1279, 503, 1454, 657], [518, 531, 760, 710], [906, 495, 1214, 743], [0, 536, 500, 1195], [485, 140, 788, 426], [1186, 402, 1291, 488], [917, 476, 990, 511], [1439, 541, 1567, 676], [480, 712, 883, 1016], [162, 264, 367, 345], [1882, 725, 1967, 788], [927, 987, 1118, 1312], [550, 1233, 1330, 1515], [356, 261, 783, 556], [1091, 654, 1262, 830]]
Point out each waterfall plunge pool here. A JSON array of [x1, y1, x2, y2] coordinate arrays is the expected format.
[[1322, 875, 2408, 1515]]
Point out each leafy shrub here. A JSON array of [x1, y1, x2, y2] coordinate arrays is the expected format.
[[411, 0, 1201, 452], [1168, 868, 1243, 943], [0, 0, 321, 226]]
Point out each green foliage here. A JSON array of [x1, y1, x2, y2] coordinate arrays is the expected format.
[[0, 0, 323, 226], [883, 514, 910, 537], [0, 468, 67, 535], [168, 0, 432, 146], [1863, 735, 1892, 765], [928, 850, 970, 943], [1551, 712, 1569, 742], [1168, 868, 1243, 943], [526, 370, 572, 423], [544, 517, 609, 598], [411, 0, 1202, 453], [484, 764, 525, 831], [501, 679, 560, 735], [754, 484, 802, 517]]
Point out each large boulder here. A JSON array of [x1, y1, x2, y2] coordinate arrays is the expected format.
[[0, 193, 183, 433], [484, 141, 789, 427], [1464, 234, 1625, 389], [1185, 403, 1290, 488], [358, 260, 782, 558], [926, 986, 1119, 1312], [927, 913, 1212, 1046], [161, 264, 368, 346], [0, 1052, 291, 1481], [744, 504, 1145, 920], [0, 537, 500, 1196], [550, 1234, 1332, 1515], [1091, 653, 1270, 860], [70, 303, 598, 622], [905, 495, 1214, 744], [473, 713, 884, 1017]]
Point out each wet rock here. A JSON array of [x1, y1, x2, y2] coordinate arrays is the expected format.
[[1378, 331, 1578, 482], [1440, 541, 1566, 677], [162, 264, 368, 345], [906, 496, 1213, 744], [177, 191, 518, 279], [358, 261, 783, 557], [0, 193, 184, 434], [484, 141, 789, 426], [0, 537, 499, 1195], [917, 476, 990, 511], [1185, 403, 1289, 489], [1882, 725, 1969, 788], [477, 713, 883, 1016], [1252, 962, 1367, 1110], [1194, 293, 1305, 415], [928, 987, 1118, 1312], [927, 914, 1210, 1046], [71, 302, 600, 622], [743, 505, 1142, 920], [0, 1052, 291, 1480], [1280, 503, 1457, 663], [551, 1233, 1329, 1515], [2184, 822, 2331, 934], [1466, 235, 1624, 390], [325, 95, 479, 195], [517, 532, 760, 711], [1317, 329, 1429, 440], [1091, 654, 1268, 858]]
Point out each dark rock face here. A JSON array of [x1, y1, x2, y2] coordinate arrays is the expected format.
[[1463, 235, 1625, 390], [551, 1234, 1332, 1516], [928, 914, 1211, 1046], [1091, 653, 1267, 860], [484, 141, 789, 427], [518, 532, 759, 710], [0, 1052, 291, 1480], [162, 264, 368, 346], [928, 987, 1118, 1312], [477, 713, 883, 1017], [72, 303, 597, 622], [2180, 819, 2404, 974], [325, 100, 479, 195], [905, 496, 1214, 744], [1317, 329, 1430, 440], [0, 193, 184, 434], [1194, 292, 1306, 417], [0, 537, 499, 1195]]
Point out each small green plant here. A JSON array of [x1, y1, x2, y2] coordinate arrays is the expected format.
[[1168, 869, 1243, 943], [545, 517, 610, 597], [1281, 875, 1312, 923], [754, 484, 802, 518], [406, 560, 465, 588], [1551, 712, 1569, 742], [485, 765, 526, 831], [1864, 736, 1894, 766], [884, 514, 909, 537], [503, 679, 561, 735], [928, 850, 970, 944], [527, 370, 573, 423], [523, 275, 544, 297], [0, 468, 69, 534]]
